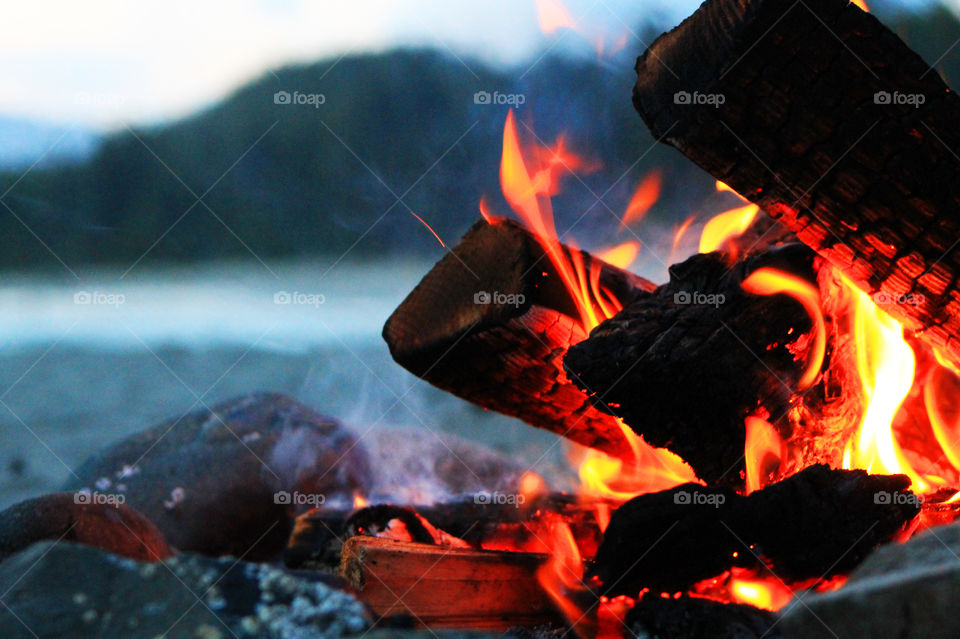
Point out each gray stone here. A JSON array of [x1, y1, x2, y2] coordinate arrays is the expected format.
[[780, 522, 960, 639], [0, 540, 370, 639], [63, 393, 372, 559]]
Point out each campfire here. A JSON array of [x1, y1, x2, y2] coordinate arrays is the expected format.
[[307, 0, 960, 636], [7, 0, 960, 638]]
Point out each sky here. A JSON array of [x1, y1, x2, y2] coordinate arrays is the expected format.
[[0, 0, 952, 129]]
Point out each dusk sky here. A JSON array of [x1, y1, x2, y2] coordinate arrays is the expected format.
[[3, 0, 949, 129]]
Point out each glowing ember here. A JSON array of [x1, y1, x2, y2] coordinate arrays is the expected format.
[[729, 572, 793, 611], [409, 211, 445, 247], [699, 181, 759, 255]]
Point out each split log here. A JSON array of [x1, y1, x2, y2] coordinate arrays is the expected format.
[[383, 217, 655, 459], [633, 0, 960, 368], [340, 536, 559, 630], [565, 244, 822, 485], [590, 465, 919, 596]]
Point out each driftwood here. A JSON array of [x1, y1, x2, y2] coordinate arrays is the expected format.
[[565, 244, 820, 485], [590, 465, 919, 595], [633, 0, 960, 368], [340, 536, 559, 630], [383, 217, 654, 459]]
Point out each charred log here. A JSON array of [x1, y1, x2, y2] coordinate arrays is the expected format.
[[565, 244, 819, 485], [383, 217, 654, 459], [590, 465, 919, 596], [633, 0, 960, 368]]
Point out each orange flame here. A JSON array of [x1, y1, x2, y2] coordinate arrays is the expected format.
[[842, 283, 928, 492], [536, 514, 593, 637], [741, 268, 827, 390], [670, 214, 697, 260], [500, 109, 607, 333], [621, 170, 662, 228], [596, 241, 640, 270], [699, 181, 759, 255], [851, 0, 870, 12], [535, 0, 576, 34], [744, 417, 787, 494]]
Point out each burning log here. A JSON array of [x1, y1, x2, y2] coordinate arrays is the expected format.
[[565, 244, 824, 485], [383, 217, 655, 459], [339, 536, 559, 630], [285, 494, 609, 570], [632, 0, 960, 368], [590, 465, 919, 596]]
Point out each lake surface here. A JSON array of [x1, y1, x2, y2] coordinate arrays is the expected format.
[[0, 260, 573, 508]]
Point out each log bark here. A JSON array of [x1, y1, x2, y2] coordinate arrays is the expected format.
[[590, 465, 919, 596], [383, 217, 655, 459], [340, 537, 559, 630], [633, 0, 960, 368], [565, 244, 821, 485]]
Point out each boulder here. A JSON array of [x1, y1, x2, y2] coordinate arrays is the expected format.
[[63, 393, 372, 560]]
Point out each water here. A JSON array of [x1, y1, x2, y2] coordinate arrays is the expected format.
[[0, 260, 572, 508]]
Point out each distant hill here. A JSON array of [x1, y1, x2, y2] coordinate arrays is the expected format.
[[0, 4, 956, 272]]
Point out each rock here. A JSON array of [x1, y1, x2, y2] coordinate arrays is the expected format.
[[0, 493, 173, 563], [63, 393, 372, 560], [627, 597, 780, 639], [0, 540, 370, 639], [780, 522, 960, 639]]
